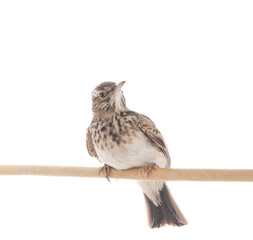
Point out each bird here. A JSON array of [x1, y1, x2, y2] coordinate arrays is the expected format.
[[86, 81, 187, 228]]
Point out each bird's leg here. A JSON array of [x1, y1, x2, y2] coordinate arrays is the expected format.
[[141, 163, 158, 179], [99, 164, 111, 182]]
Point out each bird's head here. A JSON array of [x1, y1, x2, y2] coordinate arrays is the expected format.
[[91, 81, 127, 115]]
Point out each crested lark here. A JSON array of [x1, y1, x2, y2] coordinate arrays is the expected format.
[[86, 81, 187, 228]]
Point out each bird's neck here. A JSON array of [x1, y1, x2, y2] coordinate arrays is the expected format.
[[93, 107, 129, 121]]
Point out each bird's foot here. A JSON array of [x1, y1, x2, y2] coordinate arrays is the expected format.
[[140, 163, 158, 179], [99, 164, 111, 182]]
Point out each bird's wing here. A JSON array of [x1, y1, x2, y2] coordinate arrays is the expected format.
[[138, 114, 171, 167], [86, 126, 98, 158]]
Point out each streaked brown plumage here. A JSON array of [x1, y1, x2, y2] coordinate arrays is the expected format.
[[86, 81, 187, 228]]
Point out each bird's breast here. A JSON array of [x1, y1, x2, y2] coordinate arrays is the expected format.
[[90, 115, 167, 169]]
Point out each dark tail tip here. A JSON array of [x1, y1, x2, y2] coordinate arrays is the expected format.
[[144, 184, 187, 228], [144, 194, 165, 228]]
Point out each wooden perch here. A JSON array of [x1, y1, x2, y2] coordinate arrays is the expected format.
[[0, 165, 253, 181]]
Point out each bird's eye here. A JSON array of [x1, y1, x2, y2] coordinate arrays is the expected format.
[[99, 92, 106, 98]]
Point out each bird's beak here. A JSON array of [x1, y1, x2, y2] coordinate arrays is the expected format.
[[112, 81, 126, 99], [116, 81, 126, 92]]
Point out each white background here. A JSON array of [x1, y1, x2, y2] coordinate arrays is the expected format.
[[0, 0, 253, 239]]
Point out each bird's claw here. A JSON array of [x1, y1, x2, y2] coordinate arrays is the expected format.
[[99, 164, 111, 182], [140, 163, 158, 179]]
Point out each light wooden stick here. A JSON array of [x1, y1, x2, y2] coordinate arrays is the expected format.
[[0, 165, 253, 181]]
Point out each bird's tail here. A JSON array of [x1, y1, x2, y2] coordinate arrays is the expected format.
[[141, 181, 187, 228]]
